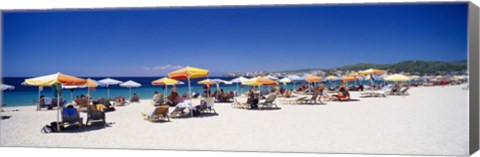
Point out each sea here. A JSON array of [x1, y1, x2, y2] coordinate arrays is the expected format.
[[1, 77, 386, 107]]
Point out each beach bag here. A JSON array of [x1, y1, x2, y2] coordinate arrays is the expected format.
[[41, 125, 52, 134], [192, 109, 201, 117]]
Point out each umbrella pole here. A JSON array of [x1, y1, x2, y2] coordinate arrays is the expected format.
[[236, 83, 239, 97], [107, 86, 110, 99], [70, 91, 73, 103], [188, 77, 193, 117], [129, 87, 132, 101], [56, 88, 61, 132], [37, 87, 41, 111]]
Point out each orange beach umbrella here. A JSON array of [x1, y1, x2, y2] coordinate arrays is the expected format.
[[305, 75, 323, 83]]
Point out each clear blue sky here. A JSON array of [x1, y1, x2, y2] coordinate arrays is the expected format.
[[3, 3, 468, 77]]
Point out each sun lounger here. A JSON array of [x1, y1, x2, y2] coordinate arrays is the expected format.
[[396, 87, 410, 96], [280, 96, 308, 104], [361, 86, 390, 98], [204, 97, 216, 113], [231, 98, 250, 109], [170, 106, 187, 118], [260, 94, 279, 108], [86, 108, 106, 126], [144, 106, 170, 122], [61, 111, 83, 128]]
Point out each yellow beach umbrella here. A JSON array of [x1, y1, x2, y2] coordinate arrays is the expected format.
[[152, 77, 182, 96], [359, 68, 387, 75], [24, 72, 86, 131], [384, 74, 411, 82], [342, 76, 357, 82], [168, 66, 209, 80], [198, 79, 217, 85], [347, 72, 361, 77], [242, 77, 277, 86], [168, 66, 208, 117], [152, 77, 181, 85], [305, 75, 323, 83], [326, 76, 339, 81], [25, 72, 87, 86]]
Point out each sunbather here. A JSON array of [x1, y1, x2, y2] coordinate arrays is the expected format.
[[130, 93, 140, 102]]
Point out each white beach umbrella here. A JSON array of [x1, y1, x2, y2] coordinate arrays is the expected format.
[[265, 75, 279, 80], [120, 80, 142, 100], [279, 77, 292, 88], [99, 78, 123, 98], [1, 84, 14, 112], [1, 84, 15, 91], [230, 76, 248, 96]]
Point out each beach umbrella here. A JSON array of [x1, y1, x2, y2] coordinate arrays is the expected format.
[[1, 83, 14, 91], [230, 76, 248, 96], [168, 66, 209, 117], [152, 77, 183, 96], [265, 75, 279, 80], [384, 74, 411, 82], [359, 68, 387, 75], [342, 76, 357, 82], [347, 72, 361, 77], [287, 75, 305, 89], [326, 76, 340, 81], [305, 75, 323, 83], [24, 72, 86, 131], [279, 77, 292, 88], [98, 78, 123, 99], [120, 80, 142, 101]]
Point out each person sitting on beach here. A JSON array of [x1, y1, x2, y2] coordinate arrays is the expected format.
[[62, 104, 78, 117], [39, 95, 53, 110], [246, 88, 259, 109], [74, 96, 80, 105], [279, 87, 286, 95], [167, 90, 180, 107], [283, 90, 292, 98], [333, 87, 350, 101], [130, 93, 140, 103], [391, 84, 399, 93], [152, 91, 161, 105], [115, 96, 126, 106]]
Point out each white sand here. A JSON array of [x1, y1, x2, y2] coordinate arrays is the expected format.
[[0, 85, 469, 156]]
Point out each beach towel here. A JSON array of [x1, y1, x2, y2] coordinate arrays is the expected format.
[[62, 108, 77, 116]]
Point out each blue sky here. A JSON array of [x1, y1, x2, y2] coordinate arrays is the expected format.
[[2, 3, 468, 77]]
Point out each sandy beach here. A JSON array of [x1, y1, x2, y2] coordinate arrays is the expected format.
[[0, 85, 469, 156]]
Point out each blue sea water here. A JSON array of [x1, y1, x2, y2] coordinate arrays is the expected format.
[[2, 77, 388, 107]]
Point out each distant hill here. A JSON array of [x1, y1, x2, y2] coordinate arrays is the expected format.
[[280, 60, 467, 75], [333, 60, 467, 75]]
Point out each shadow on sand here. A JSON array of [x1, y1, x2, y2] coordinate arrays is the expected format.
[[56, 122, 113, 133]]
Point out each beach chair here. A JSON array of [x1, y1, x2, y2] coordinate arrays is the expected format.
[[205, 97, 216, 113], [144, 106, 170, 122], [170, 106, 187, 118], [232, 98, 250, 109], [361, 86, 390, 98], [302, 92, 322, 104], [86, 108, 106, 126], [287, 96, 308, 104], [152, 94, 165, 106], [397, 87, 410, 96], [61, 111, 83, 128], [260, 94, 278, 108]]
